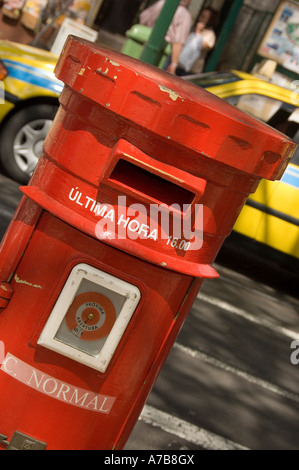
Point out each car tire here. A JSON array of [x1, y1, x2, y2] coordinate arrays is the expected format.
[[0, 103, 58, 184]]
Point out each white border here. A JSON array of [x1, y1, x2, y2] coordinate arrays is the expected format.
[[37, 264, 141, 372]]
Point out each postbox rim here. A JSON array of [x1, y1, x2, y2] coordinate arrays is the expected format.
[[54, 36, 296, 181]]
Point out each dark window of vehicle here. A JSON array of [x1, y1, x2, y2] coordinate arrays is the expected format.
[[186, 72, 240, 89], [268, 105, 299, 167], [226, 94, 299, 167]]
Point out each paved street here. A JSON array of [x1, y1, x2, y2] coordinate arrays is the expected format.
[[0, 174, 299, 450], [126, 260, 299, 450]]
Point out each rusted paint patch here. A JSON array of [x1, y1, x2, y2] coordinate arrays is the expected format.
[[159, 85, 181, 101], [109, 59, 120, 67], [14, 274, 42, 289], [0, 284, 9, 293]]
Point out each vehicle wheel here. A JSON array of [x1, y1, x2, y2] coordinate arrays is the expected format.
[[0, 103, 58, 184]]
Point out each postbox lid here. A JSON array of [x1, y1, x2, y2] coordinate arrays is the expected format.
[[54, 36, 296, 181]]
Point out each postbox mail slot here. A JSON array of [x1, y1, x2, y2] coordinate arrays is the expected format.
[[109, 158, 196, 210], [103, 139, 207, 212], [37, 264, 141, 372]]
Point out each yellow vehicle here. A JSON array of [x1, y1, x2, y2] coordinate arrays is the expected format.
[[0, 40, 62, 184], [187, 71, 299, 265]]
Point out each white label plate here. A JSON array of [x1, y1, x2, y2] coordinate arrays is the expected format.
[[38, 264, 141, 372]]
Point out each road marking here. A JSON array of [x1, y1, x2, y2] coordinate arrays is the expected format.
[[138, 290, 299, 450], [140, 404, 248, 450], [138, 283, 299, 450], [174, 343, 299, 405], [197, 292, 299, 340]]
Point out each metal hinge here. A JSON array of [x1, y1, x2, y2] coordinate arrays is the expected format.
[[0, 431, 47, 450]]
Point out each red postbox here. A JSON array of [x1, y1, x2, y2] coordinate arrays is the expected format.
[[0, 37, 295, 450]]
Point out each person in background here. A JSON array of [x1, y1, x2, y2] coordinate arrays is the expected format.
[[176, 7, 218, 76], [140, 0, 193, 74]]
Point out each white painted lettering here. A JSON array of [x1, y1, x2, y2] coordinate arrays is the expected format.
[[90, 199, 97, 212], [117, 214, 130, 228], [128, 219, 140, 233], [85, 196, 94, 209], [76, 192, 84, 206], [98, 396, 111, 413], [86, 395, 98, 410], [27, 369, 45, 389], [56, 383, 71, 401], [1, 354, 116, 413], [42, 378, 58, 395], [105, 209, 115, 222], [68, 187, 204, 251], [69, 187, 79, 201], [148, 229, 158, 241], [94, 204, 107, 217], [1, 354, 18, 375], [138, 223, 149, 237], [69, 389, 89, 407]]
